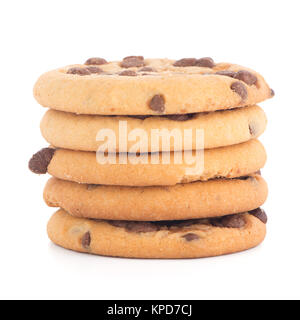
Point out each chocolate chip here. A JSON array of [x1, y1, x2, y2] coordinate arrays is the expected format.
[[121, 56, 145, 68], [128, 115, 151, 120], [165, 114, 196, 121], [173, 58, 197, 67], [108, 221, 158, 233], [81, 232, 91, 249], [195, 57, 215, 68], [182, 233, 200, 241], [235, 176, 251, 180], [270, 88, 275, 97], [129, 114, 197, 120], [255, 170, 261, 175], [107, 214, 250, 234], [230, 81, 248, 101], [85, 66, 103, 74], [139, 67, 156, 72], [126, 222, 158, 233], [215, 70, 236, 78], [119, 70, 137, 76], [28, 148, 55, 174], [249, 208, 267, 224], [110, 219, 204, 233], [156, 219, 202, 228], [67, 67, 91, 76], [234, 70, 258, 86], [109, 221, 129, 229], [85, 57, 107, 65], [211, 214, 246, 228], [149, 95, 165, 113], [249, 121, 258, 136], [174, 220, 203, 228]]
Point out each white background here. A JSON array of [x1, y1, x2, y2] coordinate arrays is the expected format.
[[0, 0, 299, 300]]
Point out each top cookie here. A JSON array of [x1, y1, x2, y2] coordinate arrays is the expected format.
[[33, 56, 273, 115]]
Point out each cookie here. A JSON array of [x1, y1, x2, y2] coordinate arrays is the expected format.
[[47, 209, 267, 258], [43, 174, 268, 221], [40, 105, 267, 152], [34, 57, 273, 115], [30, 140, 266, 186]]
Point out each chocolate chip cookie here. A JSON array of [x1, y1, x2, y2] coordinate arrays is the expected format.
[[47, 209, 267, 258], [29, 140, 266, 186], [34, 57, 273, 115], [40, 105, 267, 152], [43, 174, 268, 221]]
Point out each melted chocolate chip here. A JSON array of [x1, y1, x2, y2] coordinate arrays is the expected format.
[[85, 57, 107, 65], [195, 57, 215, 68], [173, 58, 197, 67], [128, 115, 151, 120], [108, 221, 158, 233], [230, 81, 248, 101], [249, 208, 267, 224], [211, 214, 246, 228], [109, 218, 203, 233], [81, 232, 91, 249], [28, 148, 55, 174], [234, 70, 258, 86], [127, 113, 197, 121], [119, 70, 137, 76], [236, 176, 250, 180], [215, 70, 236, 78], [126, 222, 159, 233], [109, 220, 130, 229], [121, 56, 145, 68], [156, 219, 203, 228], [85, 66, 103, 74], [139, 67, 156, 72], [67, 67, 91, 76], [107, 213, 249, 234], [182, 233, 200, 242], [149, 95, 165, 113], [165, 114, 197, 121]]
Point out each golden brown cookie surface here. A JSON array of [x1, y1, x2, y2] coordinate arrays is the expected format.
[[34, 57, 273, 115], [31, 140, 266, 186], [40, 105, 267, 152], [48, 209, 267, 259], [44, 174, 268, 221]]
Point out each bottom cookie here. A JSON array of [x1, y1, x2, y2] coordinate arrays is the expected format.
[[47, 208, 267, 259]]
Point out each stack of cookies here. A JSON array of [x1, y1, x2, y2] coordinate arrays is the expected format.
[[29, 56, 273, 259]]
